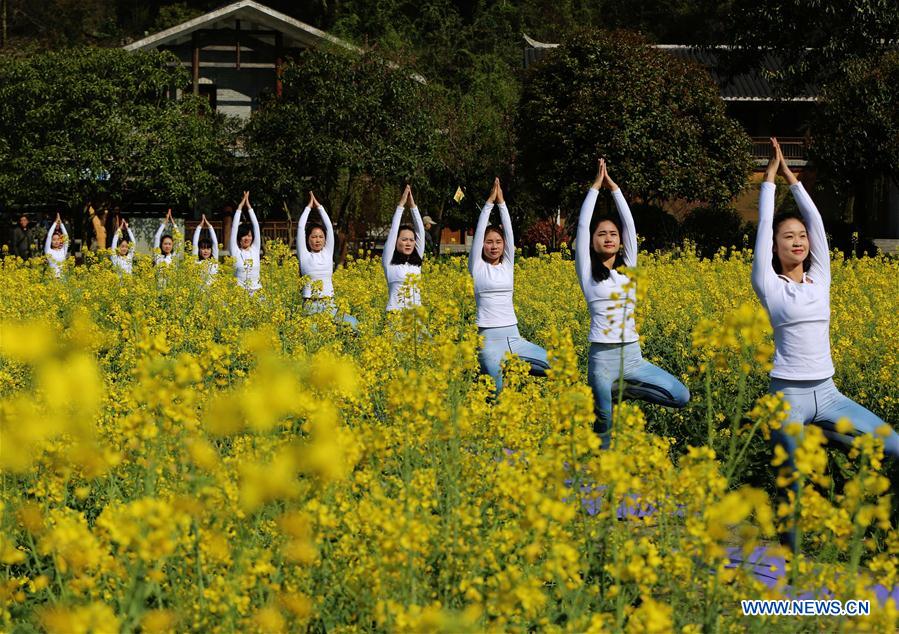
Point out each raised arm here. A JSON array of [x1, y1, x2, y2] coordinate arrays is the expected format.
[[192, 224, 202, 256], [576, 188, 599, 292], [208, 226, 219, 260], [611, 190, 636, 268], [319, 204, 335, 260], [247, 207, 261, 252], [383, 205, 404, 271], [154, 221, 165, 251], [470, 202, 493, 274], [59, 221, 69, 256], [297, 205, 312, 260], [411, 206, 425, 260], [753, 140, 784, 301], [44, 221, 57, 254], [752, 184, 779, 303], [790, 184, 829, 286], [498, 203, 515, 264], [229, 206, 241, 254], [111, 228, 121, 254]]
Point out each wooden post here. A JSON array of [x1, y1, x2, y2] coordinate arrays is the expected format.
[[192, 31, 200, 96], [275, 32, 283, 97], [235, 20, 241, 70]]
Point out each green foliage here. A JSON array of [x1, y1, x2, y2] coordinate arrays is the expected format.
[[2, 0, 115, 46], [680, 206, 751, 258], [595, 0, 734, 44], [628, 203, 681, 252], [810, 50, 899, 193], [724, 0, 899, 94], [517, 29, 752, 215], [151, 2, 204, 32], [423, 58, 520, 230], [241, 48, 440, 224], [0, 47, 236, 209]]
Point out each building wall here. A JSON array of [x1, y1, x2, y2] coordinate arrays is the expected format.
[[175, 67, 277, 118], [166, 42, 294, 119]]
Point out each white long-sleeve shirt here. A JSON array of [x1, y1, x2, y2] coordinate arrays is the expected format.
[[44, 220, 68, 278], [752, 182, 833, 380], [230, 207, 262, 291], [192, 224, 220, 281], [469, 202, 517, 328], [111, 227, 136, 274], [575, 188, 639, 344], [153, 222, 174, 266], [297, 205, 334, 299], [383, 206, 425, 311]]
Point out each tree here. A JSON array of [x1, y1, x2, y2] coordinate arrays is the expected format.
[[517, 29, 752, 216], [721, 1, 899, 233], [809, 50, 899, 229], [241, 48, 440, 258], [594, 0, 734, 44], [811, 51, 899, 190], [3, 0, 114, 46], [723, 0, 899, 95], [0, 48, 235, 210], [423, 57, 520, 236]]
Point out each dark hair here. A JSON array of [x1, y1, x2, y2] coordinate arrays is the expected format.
[[589, 214, 625, 282], [390, 224, 423, 266], [237, 223, 254, 243], [197, 237, 213, 258], [305, 221, 326, 250], [481, 224, 506, 263], [772, 211, 812, 274], [161, 234, 173, 243]]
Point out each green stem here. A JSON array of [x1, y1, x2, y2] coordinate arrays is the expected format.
[[789, 475, 804, 587], [705, 364, 714, 447], [725, 417, 764, 484], [724, 371, 747, 473]]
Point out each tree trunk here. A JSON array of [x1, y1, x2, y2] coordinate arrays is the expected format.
[[334, 173, 356, 266], [1, 0, 7, 49], [434, 198, 446, 256], [844, 194, 855, 225]]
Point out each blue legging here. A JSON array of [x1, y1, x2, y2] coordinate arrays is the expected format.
[[769, 377, 899, 549], [588, 341, 690, 448], [478, 325, 550, 393], [770, 377, 899, 482]]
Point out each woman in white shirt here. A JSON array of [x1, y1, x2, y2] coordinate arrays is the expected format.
[[110, 219, 135, 274], [578, 159, 689, 448], [192, 214, 219, 285], [471, 178, 549, 393], [44, 213, 69, 278], [383, 185, 425, 311], [754, 139, 899, 547], [229, 191, 262, 294], [297, 191, 358, 328], [153, 209, 176, 266]]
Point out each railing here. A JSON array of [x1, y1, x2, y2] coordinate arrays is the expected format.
[[751, 137, 809, 164]]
